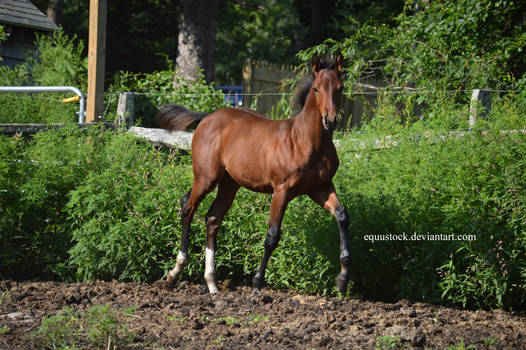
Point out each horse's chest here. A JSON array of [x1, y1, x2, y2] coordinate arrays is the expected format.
[[311, 155, 338, 181], [288, 153, 338, 190]]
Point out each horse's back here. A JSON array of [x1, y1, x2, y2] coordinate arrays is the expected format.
[[193, 108, 284, 146]]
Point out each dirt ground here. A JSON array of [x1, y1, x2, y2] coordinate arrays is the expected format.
[[0, 280, 524, 349]]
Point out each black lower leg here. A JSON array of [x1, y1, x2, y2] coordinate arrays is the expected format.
[[180, 189, 191, 213], [334, 206, 351, 293], [253, 225, 281, 290]]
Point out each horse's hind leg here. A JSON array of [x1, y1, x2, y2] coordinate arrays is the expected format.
[[204, 175, 239, 293], [166, 189, 192, 284], [167, 178, 216, 286]]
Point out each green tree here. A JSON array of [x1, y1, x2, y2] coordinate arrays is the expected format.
[[299, 0, 526, 115], [215, 0, 306, 84], [34, 0, 179, 75], [384, 0, 526, 97], [294, 0, 404, 47], [215, 0, 405, 84]]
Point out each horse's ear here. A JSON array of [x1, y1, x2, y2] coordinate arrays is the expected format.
[[335, 52, 344, 73], [311, 53, 321, 73]]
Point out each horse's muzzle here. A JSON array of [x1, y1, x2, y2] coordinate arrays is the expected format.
[[323, 115, 337, 132]]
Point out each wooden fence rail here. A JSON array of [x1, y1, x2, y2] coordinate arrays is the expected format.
[[3, 123, 522, 153]]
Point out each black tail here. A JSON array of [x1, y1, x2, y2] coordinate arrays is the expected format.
[[156, 104, 208, 131]]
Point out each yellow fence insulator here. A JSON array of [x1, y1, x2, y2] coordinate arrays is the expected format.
[[62, 95, 80, 104]]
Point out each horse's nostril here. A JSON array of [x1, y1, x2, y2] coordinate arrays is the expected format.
[[323, 115, 338, 131]]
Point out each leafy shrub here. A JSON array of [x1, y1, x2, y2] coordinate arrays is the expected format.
[[0, 29, 87, 124], [0, 126, 115, 280], [337, 121, 525, 308], [1, 108, 524, 310], [67, 133, 193, 281], [298, 0, 526, 123]]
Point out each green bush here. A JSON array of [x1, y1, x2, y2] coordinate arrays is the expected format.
[[0, 126, 114, 279], [1, 106, 524, 309], [339, 127, 525, 309], [67, 134, 193, 281], [0, 29, 87, 124]]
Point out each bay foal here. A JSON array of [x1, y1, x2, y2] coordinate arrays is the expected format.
[[158, 54, 350, 294]]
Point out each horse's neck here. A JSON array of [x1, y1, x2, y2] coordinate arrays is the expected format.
[[291, 94, 327, 150]]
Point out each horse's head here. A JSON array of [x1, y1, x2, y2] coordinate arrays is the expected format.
[[311, 53, 343, 132]]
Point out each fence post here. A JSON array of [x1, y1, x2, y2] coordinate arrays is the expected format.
[[469, 89, 492, 128], [242, 59, 254, 108], [116, 92, 135, 126], [86, 0, 107, 123]]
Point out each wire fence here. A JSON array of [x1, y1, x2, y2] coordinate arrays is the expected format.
[[1, 87, 524, 127], [1, 88, 523, 100]]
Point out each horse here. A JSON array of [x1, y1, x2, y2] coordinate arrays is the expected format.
[[157, 53, 350, 294]]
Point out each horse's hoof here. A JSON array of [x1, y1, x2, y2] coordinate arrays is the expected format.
[[166, 272, 177, 288], [166, 280, 174, 290], [336, 274, 349, 294], [252, 275, 264, 290], [208, 285, 219, 294]]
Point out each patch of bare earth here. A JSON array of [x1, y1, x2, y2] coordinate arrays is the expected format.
[[1, 280, 524, 349]]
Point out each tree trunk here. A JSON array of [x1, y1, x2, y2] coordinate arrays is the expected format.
[[46, 0, 62, 25], [175, 0, 219, 84]]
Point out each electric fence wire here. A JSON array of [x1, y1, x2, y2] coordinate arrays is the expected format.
[[1, 89, 525, 99]]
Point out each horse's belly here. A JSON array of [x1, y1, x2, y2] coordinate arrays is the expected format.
[[227, 170, 273, 193], [224, 158, 274, 194]]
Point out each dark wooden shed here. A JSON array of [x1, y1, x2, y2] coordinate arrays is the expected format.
[[0, 0, 58, 68]]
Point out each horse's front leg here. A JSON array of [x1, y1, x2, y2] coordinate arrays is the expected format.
[[252, 189, 291, 292], [309, 182, 351, 294]]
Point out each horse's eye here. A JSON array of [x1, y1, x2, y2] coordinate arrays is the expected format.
[[313, 87, 319, 93]]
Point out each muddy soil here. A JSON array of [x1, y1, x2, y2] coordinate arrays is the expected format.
[[0, 280, 524, 349]]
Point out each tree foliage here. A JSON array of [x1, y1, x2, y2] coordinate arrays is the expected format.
[[31, 0, 408, 84], [299, 0, 526, 115], [33, 0, 178, 75], [215, 0, 306, 84]]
